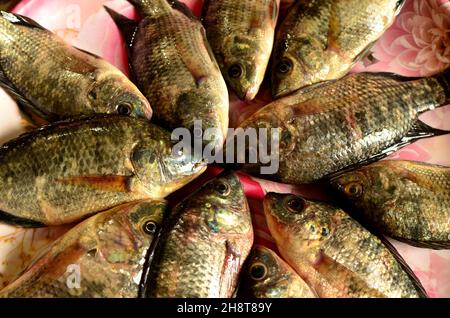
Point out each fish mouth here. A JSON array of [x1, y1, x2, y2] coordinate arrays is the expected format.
[[238, 85, 259, 102], [142, 99, 153, 120]]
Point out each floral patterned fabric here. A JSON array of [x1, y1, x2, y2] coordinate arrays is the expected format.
[[0, 0, 448, 297]]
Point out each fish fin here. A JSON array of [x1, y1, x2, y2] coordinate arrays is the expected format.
[[55, 175, 133, 192], [103, 6, 139, 81], [219, 240, 242, 297], [104, 6, 139, 49], [404, 120, 450, 140], [434, 67, 450, 104], [391, 236, 450, 250], [324, 121, 450, 181], [0, 65, 52, 123], [0, 11, 47, 30], [377, 236, 428, 298], [169, 0, 198, 21], [352, 41, 376, 64], [0, 210, 45, 228], [395, 0, 407, 15], [138, 203, 168, 297], [72, 46, 102, 60]]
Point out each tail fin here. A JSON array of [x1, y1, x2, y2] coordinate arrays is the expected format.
[[435, 67, 450, 104]]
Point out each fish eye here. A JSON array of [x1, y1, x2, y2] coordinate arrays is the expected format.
[[214, 181, 231, 196], [286, 197, 305, 213], [321, 227, 330, 237], [344, 182, 363, 197], [117, 103, 133, 116], [249, 263, 267, 281], [276, 59, 292, 74], [143, 220, 157, 235], [228, 64, 243, 78]]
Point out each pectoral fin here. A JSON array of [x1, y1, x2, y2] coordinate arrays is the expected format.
[[55, 175, 133, 192]]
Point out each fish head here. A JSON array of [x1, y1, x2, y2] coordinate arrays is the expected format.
[[132, 138, 207, 198], [241, 245, 293, 298], [272, 36, 327, 98], [264, 193, 335, 257], [87, 74, 152, 120], [328, 164, 402, 211], [220, 34, 268, 101], [177, 170, 253, 242], [93, 200, 166, 267]]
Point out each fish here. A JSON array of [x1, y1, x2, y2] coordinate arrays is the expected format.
[[328, 160, 450, 250], [0, 115, 206, 227], [233, 70, 450, 185], [105, 0, 229, 149], [238, 245, 317, 298], [147, 170, 253, 298], [0, 11, 152, 124], [0, 200, 167, 298], [202, 0, 279, 101], [271, 0, 405, 98], [263, 192, 428, 298]]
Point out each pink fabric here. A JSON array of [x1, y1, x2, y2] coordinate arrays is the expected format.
[[0, 0, 447, 297]]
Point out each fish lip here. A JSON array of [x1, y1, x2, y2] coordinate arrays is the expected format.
[[240, 86, 259, 102], [141, 98, 153, 120]]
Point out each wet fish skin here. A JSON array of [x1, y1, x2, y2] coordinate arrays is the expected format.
[[202, 0, 279, 101], [0, 115, 206, 227], [329, 160, 450, 249], [236, 71, 450, 185], [271, 0, 405, 97], [0, 200, 167, 298], [239, 245, 316, 298], [0, 12, 152, 123], [106, 0, 229, 149], [148, 170, 253, 298], [263, 192, 427, 298]]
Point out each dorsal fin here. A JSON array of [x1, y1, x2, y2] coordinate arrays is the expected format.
[[0, 11, 47, 31], [104, 6, 139, 49]]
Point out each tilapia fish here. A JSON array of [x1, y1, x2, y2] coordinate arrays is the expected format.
[[202, 0, 279, 101], [271, 0, 405, 97], [0, 11, 151, 124], [239, 245, 316, 298], [264, 192, 427, 298], [106, 0, 229, 149], [235, 70, 450, 184], [329, 160, 450, 250], [0, 115, 206, 227], [148, 170, 253, 298], [0, 200, 167, 298]]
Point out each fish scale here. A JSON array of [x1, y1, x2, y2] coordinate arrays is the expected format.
[[0, 12, 151, 122], [0, 116, 205, 226], [330, 161, 450, 249], [237, 71, 449, 184]]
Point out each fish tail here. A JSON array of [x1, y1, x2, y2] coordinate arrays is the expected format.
[[434, 67, 450, 104]]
